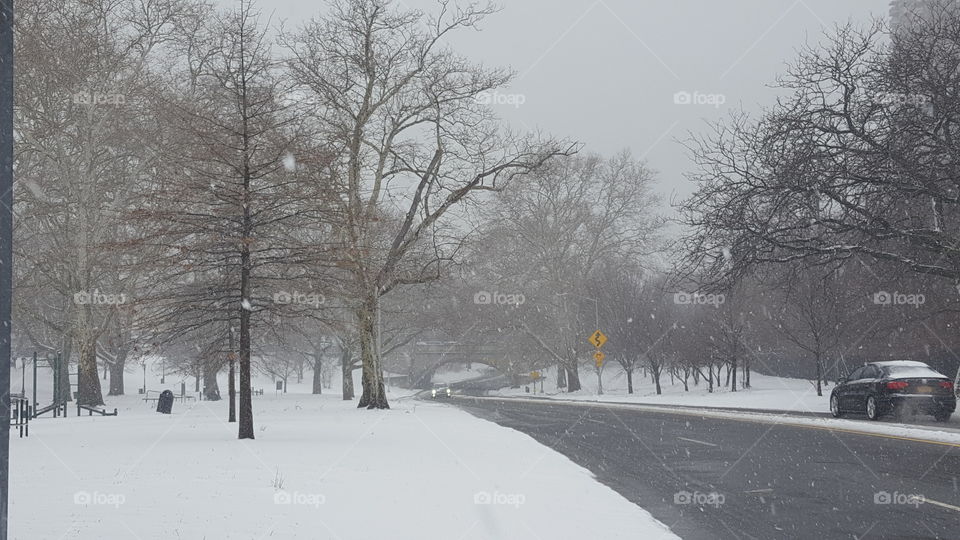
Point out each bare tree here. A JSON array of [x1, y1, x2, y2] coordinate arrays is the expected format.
[[13, 0, 189, 405], [135, 0, 305, 437], [678, 5, 960, 302], [482, 152, 660, 391], [284, 0, 571, 408]]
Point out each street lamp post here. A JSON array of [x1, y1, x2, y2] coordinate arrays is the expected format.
[[1, 1, 15, 536]]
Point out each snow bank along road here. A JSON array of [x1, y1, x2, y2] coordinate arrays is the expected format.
[[449, 395, 960, 540]]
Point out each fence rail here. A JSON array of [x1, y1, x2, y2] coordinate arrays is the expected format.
[[10, 394, 29, 438]]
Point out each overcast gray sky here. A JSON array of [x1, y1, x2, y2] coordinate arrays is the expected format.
[[223, 0, 893, 208]]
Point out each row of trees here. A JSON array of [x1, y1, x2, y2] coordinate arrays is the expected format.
[[378, 2, 960, 394], [18, 0, 960, 433], [12, 0, 570, 438], [674, 1, 960, 390]]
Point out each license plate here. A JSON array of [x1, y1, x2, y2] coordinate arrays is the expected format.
[[916, 386, 933, 393]]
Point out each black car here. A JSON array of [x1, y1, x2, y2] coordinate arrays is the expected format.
[[830, 361, 956, 422]]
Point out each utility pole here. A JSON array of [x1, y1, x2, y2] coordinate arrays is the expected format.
[[0, 0, 15, 537]]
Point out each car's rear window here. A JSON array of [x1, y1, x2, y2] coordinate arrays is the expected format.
[[882, 366, 944, 379]]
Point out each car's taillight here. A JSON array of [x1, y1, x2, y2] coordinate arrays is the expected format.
[[940, 381, 954, 390], [886, 381, 909, 391]]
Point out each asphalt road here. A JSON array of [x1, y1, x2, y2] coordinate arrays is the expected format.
[[448, 395, 960, 540]]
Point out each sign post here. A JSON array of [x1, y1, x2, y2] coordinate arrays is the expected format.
[[587, 331, 607, 395]]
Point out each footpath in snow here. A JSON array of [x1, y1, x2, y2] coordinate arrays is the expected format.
[[10, 377, 678, 540]]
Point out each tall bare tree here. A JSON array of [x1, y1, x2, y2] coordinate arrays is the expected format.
[[284, 0, 571, 408]]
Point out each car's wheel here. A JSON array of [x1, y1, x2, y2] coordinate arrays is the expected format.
[[866, 396, 880, 421], [830, 394, 843, 418], [933, 412, 952, 422]]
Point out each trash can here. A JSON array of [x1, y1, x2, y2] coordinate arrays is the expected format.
[[157, 390, 174, 414]]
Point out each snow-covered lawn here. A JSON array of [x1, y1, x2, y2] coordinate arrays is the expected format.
[[494, 365, 960, 429], [10, 388, 678, 539], [432, 364, 499, 385], [499, 368, 830, 412]]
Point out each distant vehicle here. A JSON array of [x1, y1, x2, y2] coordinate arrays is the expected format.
[[830, 361, 956, 422], [431, 384, 452, 399]]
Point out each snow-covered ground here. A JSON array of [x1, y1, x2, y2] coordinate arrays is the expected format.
[[498, 366, 830, 412], [432, 363, 499, 385], [494, 365, 960, 429], [9, 361, 678, 540], [476, 395, 960, 446]]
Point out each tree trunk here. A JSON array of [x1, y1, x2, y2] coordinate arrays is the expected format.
[[238, 293, 254, 438], [815, 353, 823, 397], [730, 358, 738, 392], [341, 347, 354, 401], [229, 356, 236, 423], [237, 221, 254, 436], [107, 354, 125, 396], [565, 363, 581, 392], [653, 365, 662, 395], [357, 295, 388, 409], [626, 368, 634, 394], [58, 340, 73, 402], [203, 360, 221, 401], [77, 341, 104, 406], [556, 363, 567, 389], [312, 350, 323, 395]]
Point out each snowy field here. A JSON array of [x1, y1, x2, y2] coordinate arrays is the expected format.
[[492, 365, 960, 434], [498, 367, 832, 412], [431, 364, 499, 385], [9, 363, 678, 540]]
